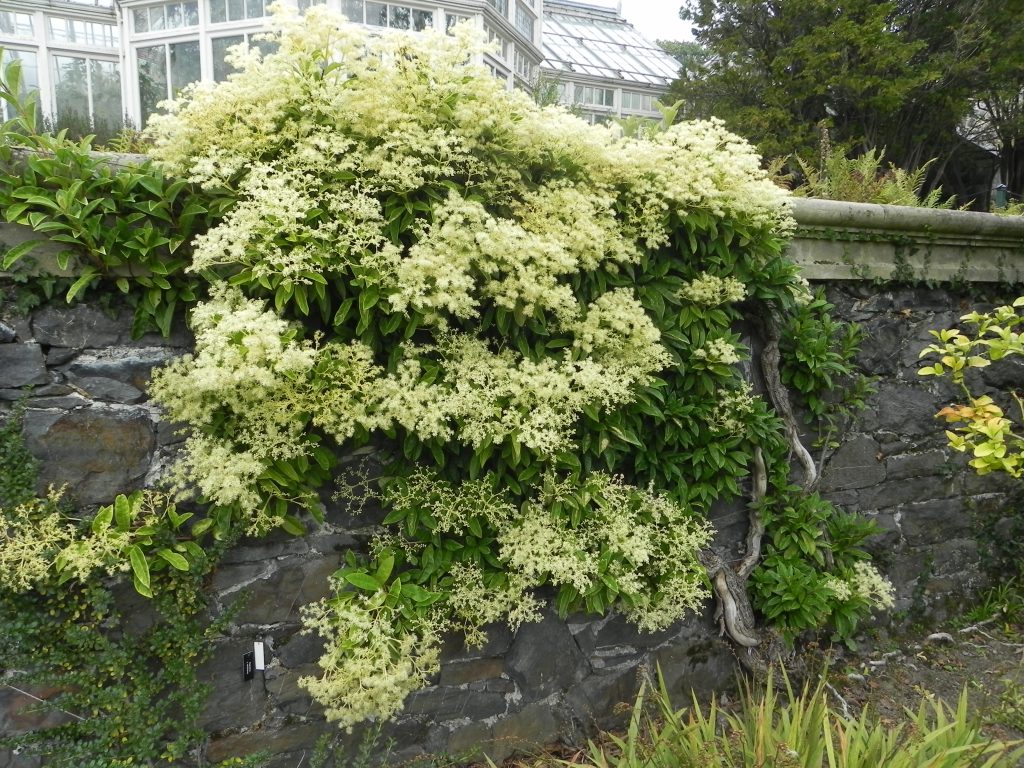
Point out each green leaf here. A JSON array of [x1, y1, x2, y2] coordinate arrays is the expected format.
[[128, 545, 150, 591], [345, 571, 382, 591], [374, 551, 395, 583], [65, 268, 99, 303], [91, 503, 113, 535], [133, 574, 154, 598], [1, 239, 42, 269], [279, 514, 306, 536], [113, 494, 132, 531], [401, 582, 441, 604], [157, 548, 190, 571], [555, 585, 578, 617]]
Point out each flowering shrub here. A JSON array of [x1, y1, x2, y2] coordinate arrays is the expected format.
[[0, 5, 887, 735], [138, 6, 887, 723]]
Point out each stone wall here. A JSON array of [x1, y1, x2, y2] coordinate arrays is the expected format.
[[2, 210, 1024, 765], [0, 302, 736, 767]]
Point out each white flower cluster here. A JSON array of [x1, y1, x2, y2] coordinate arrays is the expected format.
[[0, 489, 156, 592], [149, 286, 316, 527], [140, 5, 799, 730], [693, 337, 742, 366], [147, 6, 791, 316], [155, 290, 671, 491], [678, 272, 747, 307], [0, 491, 72, 592], [825, 562, 896, 610], [708, 382, 758, 436], [388, 190, 640, 326], [445, 563, 542, 644], [370, 470, 712, 639], [849, 561, 896, 610], [496, 472, 714, 632], [299, 594, 440, 731]]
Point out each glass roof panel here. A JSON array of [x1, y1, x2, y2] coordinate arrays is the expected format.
[[541, 2, 680, 87]]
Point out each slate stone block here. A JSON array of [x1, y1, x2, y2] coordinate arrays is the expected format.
[[490, 702, 565, 761], [0, 343, 47, 388], [821, 435, 885, 491], [23, 403, 156, 504], [506, 610, 587, 698], [31, 305, 128, 348]]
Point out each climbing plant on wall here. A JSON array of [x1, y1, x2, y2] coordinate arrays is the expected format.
[[0, 7, 890, 740]]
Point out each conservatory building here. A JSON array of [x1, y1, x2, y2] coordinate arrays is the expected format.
[[0, 0, 678, 134]]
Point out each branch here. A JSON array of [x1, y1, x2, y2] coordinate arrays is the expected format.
[[759, 307, 818, 489], [738, 446, 767, 580]]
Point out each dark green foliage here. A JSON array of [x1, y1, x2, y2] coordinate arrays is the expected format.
[[752, 487, 882, 644], [0, 577, 225, 766], [674, 0, 1023, 201], [0, 401, 38, 507], [0, 57, 230, 337], [780, 288, 874, 443], [0, 386, 233, 765]]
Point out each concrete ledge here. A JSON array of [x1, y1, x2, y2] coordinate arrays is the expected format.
[[789, 197, 1024, 282]]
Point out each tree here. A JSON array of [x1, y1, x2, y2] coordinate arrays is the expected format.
[[969, 0, 1024, 202], [671, 0, 1010, 198]]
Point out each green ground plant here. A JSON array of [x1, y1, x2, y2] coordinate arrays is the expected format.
[[0, 407, 249, 766], [0, 5, 885, 743], [556, 669, 1024, 768], [791, 127, 956, 209]]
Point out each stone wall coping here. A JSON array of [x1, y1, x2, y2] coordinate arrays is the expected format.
[[790, 197, 1024, 244], [788, 198, 1024, 282]]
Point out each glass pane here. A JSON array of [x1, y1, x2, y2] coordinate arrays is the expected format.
[[1, 12, 33, 37], [412, 9, 432, 31], [228, 0, 244, 21], [389, 5, 410, 30], [169, 40, 200, 95], [366, 2, 387, 26], [166, 3, 182, 28], [184, 2, 199, 25], [90, 59, 123, 134], [1, 49, 38, 121], [52, 56, 87, 136], [133, 8, 149, 33], [48, 18, 69, 42], [246, 0, 264, 19], [341, 0, 362, 22], [212, 35, 243, 81], [210, 0, 226, 23], [446, 13, 467, 34], [54, 56, 91, 129], [516, 7, 534, 39], [137, 45, 167, 124], [149, 6, 165, 31]]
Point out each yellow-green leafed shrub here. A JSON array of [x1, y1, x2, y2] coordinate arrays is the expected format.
[[920, 298, 1024, 477]]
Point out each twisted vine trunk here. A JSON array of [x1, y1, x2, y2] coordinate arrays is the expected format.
[[700, 306, 820, 671]]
